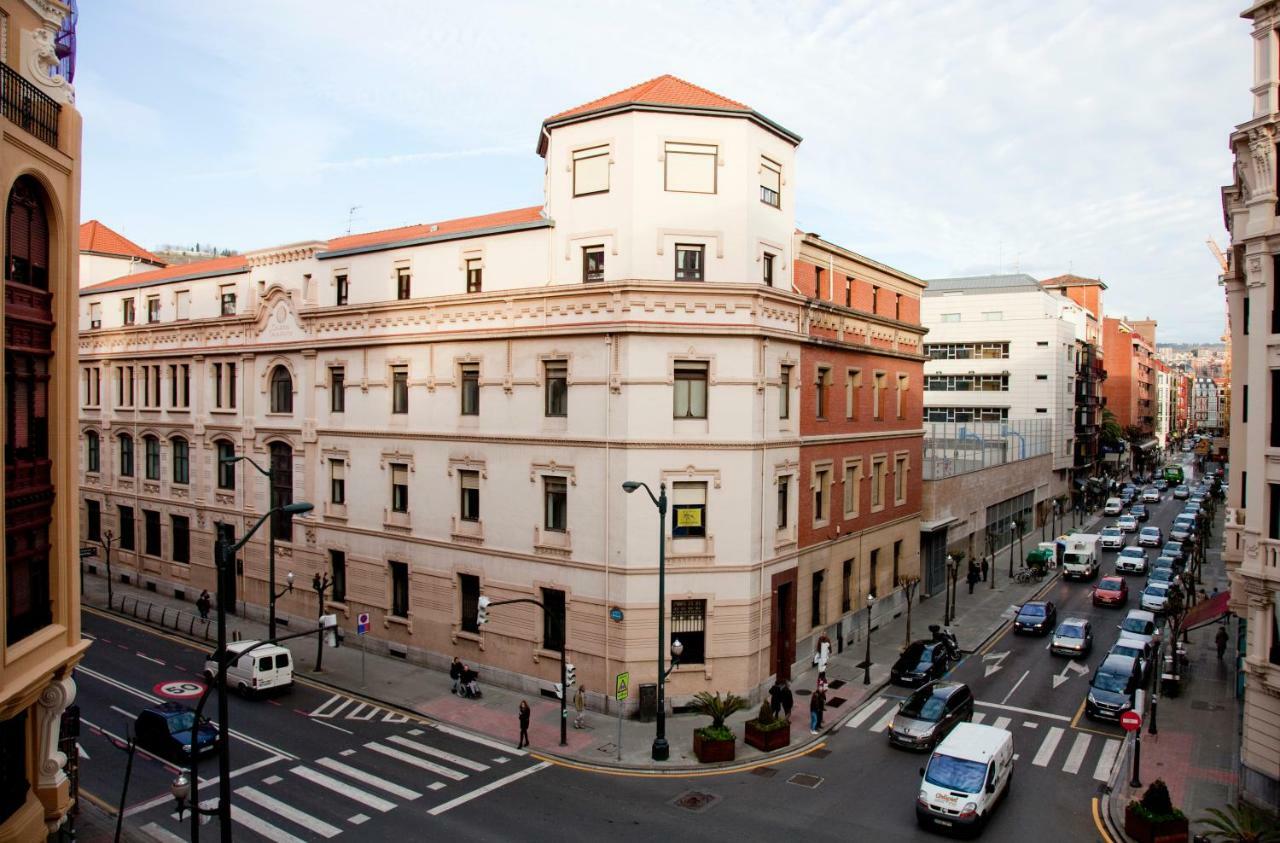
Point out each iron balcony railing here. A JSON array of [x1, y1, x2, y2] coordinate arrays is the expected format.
[[0, 61, 59, 148]]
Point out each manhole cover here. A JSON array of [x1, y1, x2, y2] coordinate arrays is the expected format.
[[828, 679, 847, 690], [1190, 700, 1225, 712], [826, 696, 846, 708], [787, 773, 823, 789], [671, 791, 720, 813], [809, 748, 832, 759], [750, 767, 778, 778], [795, 689, 812, 697]]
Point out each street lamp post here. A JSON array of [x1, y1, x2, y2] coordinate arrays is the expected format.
[[1008, 521, 1017, 578], [100, 529, 116, 608], [222, 454, 290, 640], [313, 573, 332, 672], [863, 593, 875, 685], [622, 479, 673, 761], [942, 555, 955, 626]]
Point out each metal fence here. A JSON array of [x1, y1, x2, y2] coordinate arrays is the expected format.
[[113, 593, 214, 641], [0, 61, 59, 148], [922, 418, 1053, 480]]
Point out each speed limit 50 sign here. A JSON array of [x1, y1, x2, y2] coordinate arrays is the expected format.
[[154, 680, 206, 700]]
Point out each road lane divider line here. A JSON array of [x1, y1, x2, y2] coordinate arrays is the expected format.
[[290, 766, 397, 812], [1093, 739, 1122, 781], [230, 804, 309, 843], [385, 734, 490, 771], [974, 699, 1072, 722], [434, 724, 528, 756], [1000, 670, 1029, 705], [869, 708, 896, 734], [236, 786, 342, 838], [1032, 726, 1064, 767], [311, 719, 354, 735], [1062, 732, 1092, 774], [365, 741, 468, 781], [136, 652, 166, 666], [844, 697, 889, 729], [80, 716, 183, 776], [427, 762, 550, 816], [315, 757, 422, 801]]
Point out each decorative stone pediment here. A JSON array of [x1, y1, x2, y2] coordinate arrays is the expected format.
[[255, 288, 307, 344]]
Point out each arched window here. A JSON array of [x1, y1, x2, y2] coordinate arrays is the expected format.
[[269, 442, 293, 541], [118, 433, 134, 477], [171, 437, 189, 485], [143, 434, 160, 480], [86, 430, 100, 473], [270, 366, 293, 413]]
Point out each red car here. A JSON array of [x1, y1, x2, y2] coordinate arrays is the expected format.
[[1092, 576, 1129, 607]]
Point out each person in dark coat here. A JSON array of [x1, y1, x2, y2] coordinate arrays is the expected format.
[[967, 565, 979, 594], [769, 681, 784, 718], [1216, 625, 1229, 661], [779, 682, 793, 719], [980, 557, 989, 582], [196, 590, 211, 620], [517, 700, 531, 749], [449, 656, 463, 695]]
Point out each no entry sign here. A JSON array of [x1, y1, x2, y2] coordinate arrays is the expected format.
[[154, 680, 206, 700], [1120, 710, 1142, 732]]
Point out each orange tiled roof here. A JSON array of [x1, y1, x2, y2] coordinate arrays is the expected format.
[[79, 220, 165, 265], [323, 206, 545, 253], [546, 75, 750, 123], [1041, 273, 1104, 287], [81, 254, 248, 294]]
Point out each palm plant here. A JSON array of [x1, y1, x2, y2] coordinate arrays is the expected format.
[[1198, 802, 1280, 843], [691, 691, 747, 741]]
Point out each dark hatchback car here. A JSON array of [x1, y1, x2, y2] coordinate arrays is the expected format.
[[887, 681, 975, 751], [135, 702, 219, 763], [1161, 541, 1185, 563], [1130, 503, 1149, 522], [890, 640, 955, 688], [1086, 654, 1142, 721], [1013, 601, 1057, 635]]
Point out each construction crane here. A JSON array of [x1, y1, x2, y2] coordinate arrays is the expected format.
[[1206, 237, 1228, 273]]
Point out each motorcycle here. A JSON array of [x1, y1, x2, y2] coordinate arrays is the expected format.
[[928, 624, 961, 660]]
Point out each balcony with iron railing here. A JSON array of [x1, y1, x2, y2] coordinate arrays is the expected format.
[[0, 61, 59, 148]]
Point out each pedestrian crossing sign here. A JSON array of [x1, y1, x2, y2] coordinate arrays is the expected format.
[[615, 671, 629, 702]]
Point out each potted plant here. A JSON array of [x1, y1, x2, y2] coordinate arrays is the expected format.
[[1198, 801, 1280, 842], [691, 690, 746, 763], [1125, 779, 1189, 843], [744, 699, 791, 752]]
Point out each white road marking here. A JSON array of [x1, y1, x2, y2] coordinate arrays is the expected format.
[[428, 762, 550, 816], [386, 734, 490, 771], [136, 652, 166, 666], [1032, 727, 1065, 767], [290, 766, 396, 812], [493, 756, 510, 764], [230, 804, 309, 843], [1052, 660, 1090, 689], [263, 775, 282, 785], [312, 719, 354, 735], [347, 703, 378, 720], [381, 711, 410, 723], [435, 724, 528, 756], [992, 716, 1012, 731], [870, 707, 897, 734], [365, 741, 468, 780], [236, 786, 341, 838], [845, 697, 889, 729], [407, 728, 424, 736], [974, 700, 1073, 722], [125, 756, 285, 816], [428, 782, 446, 791], [1022, 721, 1038, 729], [139, 822, 186, 843], [1062, 733, 1092, 775], [78, 744, 89, 759], [109, 705, 136, 720], [970, 712, 987, 724], [82, 632, 97, 640], [350, 814, 369, 825], [1093, 739, 1122, 781], [1001, 670, 1030, 704], [309, 694, 356, 719], [983, 650, 1011, 677], [339, 749, 356, 756], [316, 757, 422, 800]]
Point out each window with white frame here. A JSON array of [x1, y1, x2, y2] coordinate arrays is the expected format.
[[760, 156, 781, 207], [460, 363, 480, 415], [89, 301, 101, 329], [220, 285, 236, 316], [871, 457, 887, 509], [664, 142, 717, 193], [813, 468, 831, 524], [763, 252, 775, 286], [675, 244, 704, 281], [391, 464, 409, 513], [779, 364, 791, 419], [894, 454, 908, 505], [391, 366, 409, 414], [460, 470, 480, 521], [573, 145, 610, 196], [330, 366, 345, 413], [122, 297, 135, 325], [335, 274, 349, 306], [777, 476, 789, 529], [396, 267, 411, 300], [844, 459, 862, 518], [175, 290, 191, 320], [329, 459, 345, 505], [672, 481, 707, 538], [544, 476, 567, 532], [582, 246, 605, 283], [673, 361, 708, 419], [544, 360, 568, 417]]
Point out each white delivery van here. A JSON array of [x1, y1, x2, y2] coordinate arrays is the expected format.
[[916, 722, 1014, 833], [204, 640, 293, 697], [1059, 534, 1101, 581]]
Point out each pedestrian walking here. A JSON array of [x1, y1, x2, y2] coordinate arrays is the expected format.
[[196, 590, 211, 620], [779, 681, 793, 719], [809, 689, 825, 734], [967, 566, 978, 595], [449, 656, 463, 695], [1216, 625, 1229, 661], [816, 672, 828, 697], [769, 681, 784, 719], [980, 557, 989, 583], [573, 685, 587, 729], [517, 700, 531, 749]]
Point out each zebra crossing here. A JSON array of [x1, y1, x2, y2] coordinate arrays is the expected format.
[[308, 692, 411, 723], [846, 695, 1123, 782], [145, 722, 547, 841]]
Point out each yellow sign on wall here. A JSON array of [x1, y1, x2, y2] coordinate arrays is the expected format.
[[615, 671, 629, 701], [676, 508, 703, 528]]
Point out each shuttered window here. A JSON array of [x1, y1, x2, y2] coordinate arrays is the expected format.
[[760, 156, 781, 207], [573, 145, 609, 196], [664, 142, 717, 193]]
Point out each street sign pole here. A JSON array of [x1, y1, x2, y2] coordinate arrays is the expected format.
[[615, 672, 629, 763], [357, 613, 369, 688]]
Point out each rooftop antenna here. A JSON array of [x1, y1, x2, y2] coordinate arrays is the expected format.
[[346, 205, 362, 235]]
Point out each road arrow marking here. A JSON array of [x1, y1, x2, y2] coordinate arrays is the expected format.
[[983, 650, 1010, 678], [1051, 659, 1090, 688], [77, 745, 89, 760]]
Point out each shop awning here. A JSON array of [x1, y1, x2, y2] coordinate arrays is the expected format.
[[1184, 590, 1232, 631]]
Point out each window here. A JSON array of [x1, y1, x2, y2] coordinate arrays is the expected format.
[[1036, 340, 1049, 347], [460, 470, 480, 521], [924, 406, 1009, 423], [779, 365, 791, 419], [541, 588, 566, 651], [815, 366, 830, 419], [329, 459, 345, 505], [675, 244, 704, 281], [86, 431, 100, 473], [391, 464, 409, 513], [673, 361, 708, 419], [220, 285, 236, 316], [873, 372, 886, 420], [893, 540, 902, 587], [118, 505, 135, 550], [760, 156, 781, 207], [544, 476, 567, 532], [118, 433, 134, 476], [869, 548, 879, 598], [0, 712, 29, 824], [896, 374, 908, 419], [811, 571, 824, 627], [844, 460, 862, 518], [458, 573, 479, 633], [216, 441, 236, 490], [141, 365, 160, 408], [894, 293, 902, 321], [1244, 295, 1250, 335], [466, 258, 482, 294], [763, 253, 775, 287], [847, 370, 862, 420], [146, 296, 160, 323], [269, 442, 293, 542], [171, 438, 189, 484], [86, 499, 101, 542], [212, 363, 222, 409], [175, 290, 190, 320], [814, 266, 824, 297], [777, 476, 789, 528], [227, 362, 237, 409], [925, 342, 1009, 360], [122, 298, 135, 325], [894, 454, 908, 504], [583, 246, 605, 282], [460, 363, 480, 415], [573, 144, 610, 196], [672, 481, 707, 538], [391, 366, 409, 414], [335, 274, 349, 306], [396, 267, 411, 300], [813, 468, 831, 523], [664, 141, 717, 193], [172, 515, 190, 564], [389, 561, 409, 618], [330, 550, 347, 603], [940, 312, 960, 323], [270, 365, 293, 413], [872, 457, 887, 509], [871, 285, 880, 314], [330, 367, 345, 413], [1270, 484, 1280, 541], [544, 360, 568, 416], [671, 599, 706, 664], [144, 509, 161, 557], [1035, 407, 1048, 414], [89, 301, 101, 329], [170, 364, 190, 409], [845, 277, 854, 307], [842, 559, 853, 613], [143, 435, 160, 480], [1035, 374, 1048, 381]]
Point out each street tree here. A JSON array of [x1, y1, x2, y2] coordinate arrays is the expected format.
[[899, 574, 921, 646]]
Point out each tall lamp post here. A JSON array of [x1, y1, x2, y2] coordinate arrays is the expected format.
[[621, 479, 675, 761], [313, 573, 332, 672], [942, 555, 956, 626], [100, 528, 116, 608], [863, 593, 876, 685], [222, 454, 290, 640]]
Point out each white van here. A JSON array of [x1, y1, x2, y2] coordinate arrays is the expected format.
[[1103, 497, 1124, 516], [916, 722, 1013, 833], [203, 640, 294, 697]]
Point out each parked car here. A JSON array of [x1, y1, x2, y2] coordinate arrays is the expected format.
[[1161, 541, 1185, 563], [1142, 487, 1161, 503], [1182, 502, 1202, 516], [1109, 641, 1150, 682], [891, 640, 956, 688], [1013, 601, 1057, 635], [1100, 527, 1125, 550], [1169, 521, 1194, 543], [1116, 515, 1138, 533], [1140, 582, 1172, 613], [1117, 609, 1160, 654], [1115, 547, 1148, 575], [1092, 576, 1129, 607], [1051, 618, 1093, 657], [1103, 497, 1124, 516], [1151, 556, 1177, 574], [1137, 526, 1162, 548], [1173, 485, 1190, 500], [1086, 654, 1142, 721], [1147, 567, 1176, 587], [887, 681, 974, 751], [134, 702, 219, 763]]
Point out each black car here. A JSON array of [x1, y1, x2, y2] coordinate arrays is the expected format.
[[1085, 654, 1141, 721], [1130, 503, 1149, 523], [890, 640, 955, 688], [1013, 601, 1057, 635], [135, 702, 219, 763], [886, 681, 974, 750]]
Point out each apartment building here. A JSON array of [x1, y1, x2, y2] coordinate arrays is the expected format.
[[77, 75, 925, 702], [1042, 274, 1108, 486], [1193, 376, 1223, 435], [79, 219, 166, 288], [0, 1, 85, 838], [1221, 0, 1280, 810], [1101, 316, 1158, 465]]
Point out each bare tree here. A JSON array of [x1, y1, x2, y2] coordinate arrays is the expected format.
[[899, 575, 921, 646]]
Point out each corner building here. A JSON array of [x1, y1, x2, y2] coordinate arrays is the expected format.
[[77, 76, 923, 705]]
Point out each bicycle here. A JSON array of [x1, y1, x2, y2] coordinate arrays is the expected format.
[[1013, 568, 1034, 584]]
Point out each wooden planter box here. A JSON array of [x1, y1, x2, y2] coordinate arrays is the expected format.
[[693, 730, 736, 763], [744, 719, 791, 752], [1124, 803, 1189, 843]]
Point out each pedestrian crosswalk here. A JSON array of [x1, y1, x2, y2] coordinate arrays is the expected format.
[[308, 692, 410, 723], [847, 695, 1123, 782]]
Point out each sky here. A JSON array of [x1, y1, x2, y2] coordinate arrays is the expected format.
[[76, 1, 1248, 342]]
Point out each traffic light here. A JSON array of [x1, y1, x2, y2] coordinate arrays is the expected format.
[[477, 596, 490, 626], [565, 662, 576, 688]]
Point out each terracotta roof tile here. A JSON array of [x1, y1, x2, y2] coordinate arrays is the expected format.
[[79, 220, 165, 265], [82, 254, 248, 293], [324, 206, 545, 253], [547, 75, 750, 122]]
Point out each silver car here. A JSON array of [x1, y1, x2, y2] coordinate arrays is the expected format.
[[1051, 618, 1093, 657], [1140, 582, 1172, 613]]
